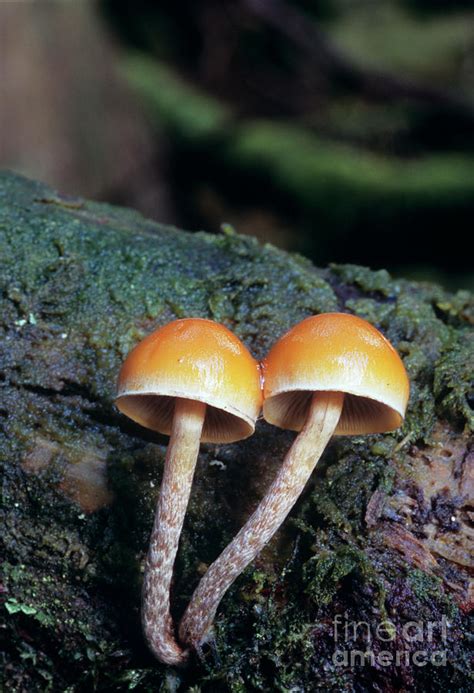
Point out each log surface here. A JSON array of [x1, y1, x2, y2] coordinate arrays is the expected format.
[[1, 171, 472, 691]]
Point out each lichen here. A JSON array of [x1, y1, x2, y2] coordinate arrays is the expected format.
[[1, 171, 472, 691]]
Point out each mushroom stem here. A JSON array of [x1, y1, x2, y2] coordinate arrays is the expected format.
[[179, 391, 344, 649], [142, 397, 206, 665]]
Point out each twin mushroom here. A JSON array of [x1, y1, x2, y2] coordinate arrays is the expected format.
[[116, 313, 409, 665]]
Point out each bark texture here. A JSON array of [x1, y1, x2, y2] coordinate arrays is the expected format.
[[1, 172, 472, 691]]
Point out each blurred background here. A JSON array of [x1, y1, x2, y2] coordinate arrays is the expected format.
[[1, 0, 473, 290]]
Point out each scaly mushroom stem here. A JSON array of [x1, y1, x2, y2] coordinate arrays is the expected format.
[[142, 397, 206, 665], [179, 391, 344, 649]]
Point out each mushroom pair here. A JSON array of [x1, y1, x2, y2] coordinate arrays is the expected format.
[[116, 313, 409, 664]]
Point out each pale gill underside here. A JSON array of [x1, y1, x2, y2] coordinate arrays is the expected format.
[[264, 389, 403, 434], [116, 393, 253, 443]]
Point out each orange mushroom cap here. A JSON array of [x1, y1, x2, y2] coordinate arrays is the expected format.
[[262, 313, 409, 435], [116, 318, 262, 443]]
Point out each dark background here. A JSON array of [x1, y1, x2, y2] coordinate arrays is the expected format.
[[1, 0, 473, 289]]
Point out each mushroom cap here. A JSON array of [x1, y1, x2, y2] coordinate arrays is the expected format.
[[116, 318, 262, 443], [262, 313, 409, 435]]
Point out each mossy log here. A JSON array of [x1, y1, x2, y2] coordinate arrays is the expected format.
[[1, 172, 472, 691]]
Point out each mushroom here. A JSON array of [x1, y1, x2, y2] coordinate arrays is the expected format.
[[116, 318, 262, 665], [179, 312, 409, 649]]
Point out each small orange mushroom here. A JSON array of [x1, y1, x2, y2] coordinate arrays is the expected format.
[[179, 313, 409, 650], [116, 318, 262, 665]]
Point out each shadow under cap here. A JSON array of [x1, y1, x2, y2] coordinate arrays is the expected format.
[[116, 393, 254, 444], [264, 389, 403, 435]]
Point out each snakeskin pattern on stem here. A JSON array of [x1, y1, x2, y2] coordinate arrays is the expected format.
[[142, 398, 206, 664], [179, 391, 343, 649]]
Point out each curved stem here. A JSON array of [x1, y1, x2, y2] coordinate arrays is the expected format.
[[142, 398, 205, 665], [179, 391, 343, 649]]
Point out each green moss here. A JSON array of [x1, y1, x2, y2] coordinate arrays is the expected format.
[[434, 331, 474, 430], [327, 2, 473, 84], [407, 570, 457, 621], [122, 54, 474, 260], [123, 54, 230, 141], [303, 545, 386, 609], [330, 263, 393, 296], [227, 121, 474, 223], [1, 171, 472, 690]]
